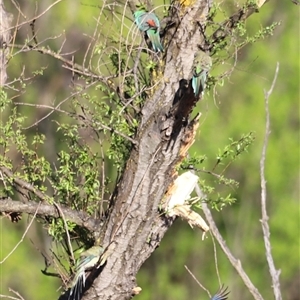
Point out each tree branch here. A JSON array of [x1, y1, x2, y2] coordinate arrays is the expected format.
[[0, 199, 99, 232], [260, 62, 282, 300]]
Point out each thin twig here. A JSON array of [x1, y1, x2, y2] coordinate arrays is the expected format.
[[0, 294, 21, 300], [0, 202, 41, 264], [260, 62, 282, 300], [6, 0, 63, 33], [7, 289, 25, 300], [10, 43, 110, 82], [0, 166, 48, 201], [53, 202, 75, 264], [184, 265, 211, 298], [94, 120, 137, 144], [211, 231, 222, 286]]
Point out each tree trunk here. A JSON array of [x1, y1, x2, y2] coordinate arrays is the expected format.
[[81, 2, 211, 299]]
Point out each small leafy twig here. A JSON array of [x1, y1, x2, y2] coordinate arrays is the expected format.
[[0, 166, 48, 201]]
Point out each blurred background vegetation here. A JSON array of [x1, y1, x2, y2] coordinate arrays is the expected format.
[[0, 0, 298, 299]]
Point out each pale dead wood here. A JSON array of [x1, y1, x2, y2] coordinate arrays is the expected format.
[[260, 62, 282, 300]]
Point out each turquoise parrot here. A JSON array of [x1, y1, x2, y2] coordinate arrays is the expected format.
[[192, 50, 212, 98], [211, 285, 230, 300], [134, 8, 164, 52], [68, 245, 104, 300]]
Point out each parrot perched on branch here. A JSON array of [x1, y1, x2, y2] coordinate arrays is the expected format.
[[68, 245, 104, 300], [211, 285, 230, 300], [134, 7, 164, 52], [192, 50, 212, 98]]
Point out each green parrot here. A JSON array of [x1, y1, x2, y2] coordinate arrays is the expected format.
[[134, 7, 164, 52], [68, 245, 104, 300], [192, 51, 212, 98]]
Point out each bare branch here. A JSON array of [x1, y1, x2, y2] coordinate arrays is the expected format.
[[7, 0, 63, 32], [10, 43, 111, 82], [0, 199, 99, 232], [0, 288, 25, 300], [260, 62, 282, 300], [8, 288, 25, 300], [196, 185, 264, 300]]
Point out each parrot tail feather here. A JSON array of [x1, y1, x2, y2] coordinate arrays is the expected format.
[[147, 30, 164, 52], [211, 285, 230, 300], [192, 71, 207, 98], [68, 270, 86, 300]]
